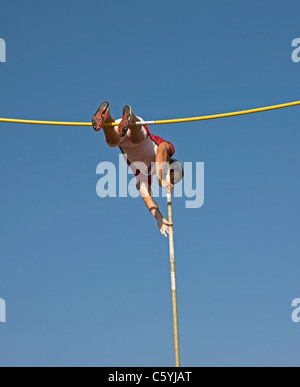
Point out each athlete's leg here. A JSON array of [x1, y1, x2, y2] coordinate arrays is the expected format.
[[118, 105, 147, 144], [102, 113, 121, 147], [92, 101, 121, 147], [127, 113, 147, 144]]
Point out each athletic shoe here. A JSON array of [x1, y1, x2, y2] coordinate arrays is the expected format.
[[118, 105, 133, 137], [92, 101, 110, 131]]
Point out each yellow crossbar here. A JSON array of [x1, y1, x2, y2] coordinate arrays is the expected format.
[[0, 100, 299, 127]]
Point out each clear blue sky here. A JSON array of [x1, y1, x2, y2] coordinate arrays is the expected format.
[[0, 0, 299, 367]]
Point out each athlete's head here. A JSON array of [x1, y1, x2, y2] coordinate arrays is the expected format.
[[169, 158, 184, 185]]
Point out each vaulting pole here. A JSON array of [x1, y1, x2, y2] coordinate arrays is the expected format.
[[166, 166, 180, 367]]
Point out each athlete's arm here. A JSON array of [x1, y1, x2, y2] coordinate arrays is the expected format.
[[138, 181, 173, 238], [155, 142, 173, 194]]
